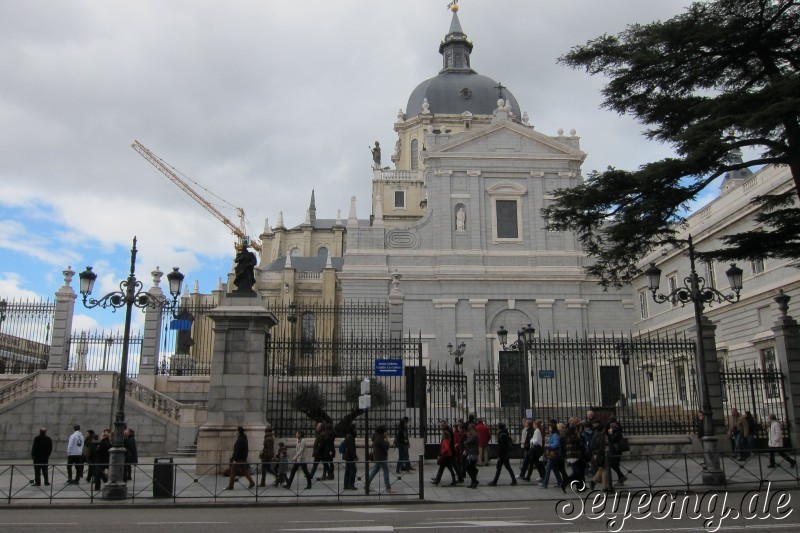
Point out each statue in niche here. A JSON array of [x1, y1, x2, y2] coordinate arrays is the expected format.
[[370, 141, 381, 168], [456, 206, 466, 231], [233, 241, 258, 294]]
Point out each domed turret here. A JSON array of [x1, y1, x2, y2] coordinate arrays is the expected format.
[[405, 7, 520, 118]]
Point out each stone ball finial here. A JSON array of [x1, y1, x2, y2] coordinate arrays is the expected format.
[[570, 128, 577, 136], [557, 128, 564, 136]]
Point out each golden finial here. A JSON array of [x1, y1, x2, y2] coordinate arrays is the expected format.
[[447, 0, 459, 12]]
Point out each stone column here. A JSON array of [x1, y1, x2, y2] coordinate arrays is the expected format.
[[195, 292, 277, 473], [48, 266, 77, 370], [699, 315, 727, 441], [772, 290, 800, 448], [388, 272, 404, 341], [137, 268, 166, 388]]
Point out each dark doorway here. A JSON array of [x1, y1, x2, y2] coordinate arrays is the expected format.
[[600, 365, 622, 407]]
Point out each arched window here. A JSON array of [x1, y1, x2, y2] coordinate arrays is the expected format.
[[410, 139, 419, 171], [317, 247, 328, 259], [301, 313, 316, 358], [290, 247, 301, 257]]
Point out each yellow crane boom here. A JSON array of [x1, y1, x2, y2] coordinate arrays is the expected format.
[[131, 140, 261, 252]]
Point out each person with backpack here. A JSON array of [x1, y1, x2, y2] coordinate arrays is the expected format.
[[488, 422, 517, 486]]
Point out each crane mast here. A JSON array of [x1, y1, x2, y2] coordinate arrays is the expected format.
[[131, 140, 261, 252]]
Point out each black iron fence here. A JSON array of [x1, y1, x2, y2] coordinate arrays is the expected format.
[[0, 298, 54, 374], [266, 337, 422, 440], [157, 302, 217, 376], [68, 331, 143, 379], [722, 365, 789, 442]]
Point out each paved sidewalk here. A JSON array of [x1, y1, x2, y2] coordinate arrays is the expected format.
[[3, 452, 799, 506]]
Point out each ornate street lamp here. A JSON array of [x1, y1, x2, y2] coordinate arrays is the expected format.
[[447, 341, 466, 367], [0, 299, 7, 333], [78, 237, 183, 499], [644, 234, 743, 485]]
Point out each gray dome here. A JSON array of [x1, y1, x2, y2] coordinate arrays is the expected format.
[[406, 71, 520, 118], [404, 10, 521, 119]]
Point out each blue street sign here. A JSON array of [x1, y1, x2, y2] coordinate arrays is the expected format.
[[538, 369, 555, 379], [170, 319, 192, 330], [375, 358, 403, 377]]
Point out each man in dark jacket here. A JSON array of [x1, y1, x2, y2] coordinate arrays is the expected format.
[[366, 425, 396, 493], [226, 426, 255, 490], [309, 423, 328, 482], [488, 422, 517, 486], [342, 423, 359, 490], [123, 428, 138, 482], [93, 431, 112, 491], [31, 428, 53, 486]]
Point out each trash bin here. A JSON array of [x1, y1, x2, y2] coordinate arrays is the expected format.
[[153, 456, 174, 498]]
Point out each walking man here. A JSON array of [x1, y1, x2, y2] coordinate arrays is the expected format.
[[488, 422, 517, 486], [226, 426, 255, 490], [31, 428, 52, 486], [66, 424, 84, 484]]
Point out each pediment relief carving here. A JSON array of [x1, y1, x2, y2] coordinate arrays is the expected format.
[[487, 181, 526, 196]]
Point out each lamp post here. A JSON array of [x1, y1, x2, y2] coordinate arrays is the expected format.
[[643, 234, 743, 485], [617, 342, 630, 408], [447, 341, 466, 368], [78, 237, 183, 499], [497, 324, 535, 419], [0, 299, 7, 333]]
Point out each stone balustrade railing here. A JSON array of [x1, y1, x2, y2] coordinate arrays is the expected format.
[[126, 378, 183, 422], [0, 372, 38, 408]]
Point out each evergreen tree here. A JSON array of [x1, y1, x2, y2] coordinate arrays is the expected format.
[[543, 0, 800, 287]]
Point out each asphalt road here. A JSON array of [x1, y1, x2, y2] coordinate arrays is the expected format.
[[3, 490, 800, 533]]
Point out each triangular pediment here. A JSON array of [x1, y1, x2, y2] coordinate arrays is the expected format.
[[425, 120, 586, 161]]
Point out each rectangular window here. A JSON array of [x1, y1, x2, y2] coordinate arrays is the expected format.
[[668, 275, 678, 308], [761, 347, 779, 399], [394, 190, 405, 209], [496, 200, 519, 239], [638, 290, 648, 319], [751, 258, 766, 275], [704, 260, 716, 289], [675, 364, 687, 401]]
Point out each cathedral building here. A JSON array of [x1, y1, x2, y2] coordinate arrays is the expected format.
[[255, 6, 634, 373]]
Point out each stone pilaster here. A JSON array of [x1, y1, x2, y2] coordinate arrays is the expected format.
[[699, 315, 727, 441], [388, 272, 404, 341], [772, 290, 800, 448], [196, 292, 277, 473], [48, 267, 76, 370], [137, 268, 166, 388]]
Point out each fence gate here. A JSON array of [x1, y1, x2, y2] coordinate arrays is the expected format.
[[425, 364, 469, 443]]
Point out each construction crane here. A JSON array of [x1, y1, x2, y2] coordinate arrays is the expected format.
[[131, 140, 262, 252]]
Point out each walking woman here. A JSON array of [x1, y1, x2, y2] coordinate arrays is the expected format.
[[284, 430, 312, 490], [259, 424, 275, 487], [342, 423, 359, 490], [464, 423, 480, 488], [521, 419, 545, 481], [488, 422, 517, 486], [560, 423, 587, 492], [453, 421, 465, 483], [539, 420, 562, 489], [431, 428, 457, 486]]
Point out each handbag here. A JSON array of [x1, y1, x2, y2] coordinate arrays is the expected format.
[[617, 437, 630, 453]]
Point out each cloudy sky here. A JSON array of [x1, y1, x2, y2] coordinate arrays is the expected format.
[[0, 0, 696, 331]]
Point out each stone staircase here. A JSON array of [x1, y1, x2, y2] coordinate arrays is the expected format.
[[172, 443, 198, 457]]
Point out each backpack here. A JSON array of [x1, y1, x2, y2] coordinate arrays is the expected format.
[[338, 440, 346, 455]]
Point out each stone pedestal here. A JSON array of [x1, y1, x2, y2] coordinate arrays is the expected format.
[[195, 293, 277, 474]]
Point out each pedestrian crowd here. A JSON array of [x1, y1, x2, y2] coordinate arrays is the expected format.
[[429, 411, 629, 493], [29, 423, 137, 490]]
